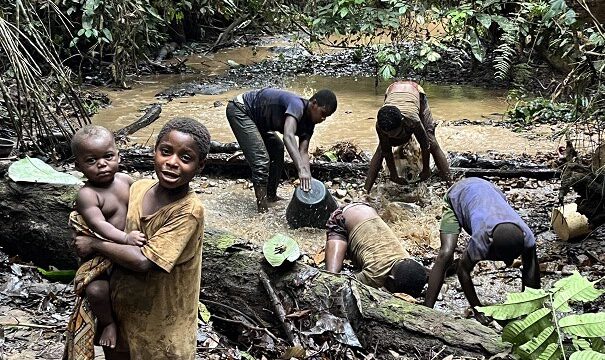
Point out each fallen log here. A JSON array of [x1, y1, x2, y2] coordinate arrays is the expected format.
[[118, 147, 370, 180], [0, 171, 507, 357], [115, 104, 162, 139], [450, 167, 560, 180]]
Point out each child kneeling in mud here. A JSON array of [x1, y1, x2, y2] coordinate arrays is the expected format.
[[72, 118, 209, 359], [67, 125, 147, 349]]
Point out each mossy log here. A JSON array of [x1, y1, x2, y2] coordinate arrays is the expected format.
[[0, 170, 506, 357], [0, 161, 79, 268], [202, 229, 507, 357]]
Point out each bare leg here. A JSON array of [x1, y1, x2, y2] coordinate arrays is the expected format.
[[424, 232, 458, 308], [430, 142, 452, 185], [86, 279, 117, 348]]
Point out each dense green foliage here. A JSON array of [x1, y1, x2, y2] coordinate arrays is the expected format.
[[477, 272, 605, 360], [1, 0, 604, 156]]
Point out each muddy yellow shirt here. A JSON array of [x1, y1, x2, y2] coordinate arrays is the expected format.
[[383, 82, 425, 129], [110, 179, 204, 360], [349, 216, 410, 288]]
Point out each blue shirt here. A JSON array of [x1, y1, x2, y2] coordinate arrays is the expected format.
[[447, 177, 535, 262], [242, 88, 315, 139]]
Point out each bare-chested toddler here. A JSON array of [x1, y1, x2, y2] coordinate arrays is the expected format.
[[71, 125, 146, 348]]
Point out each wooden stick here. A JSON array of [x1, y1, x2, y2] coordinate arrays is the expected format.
[[258, 270, 301, 346], [0, 322, 60, 329]]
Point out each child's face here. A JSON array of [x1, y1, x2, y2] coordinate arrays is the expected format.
[[308, 100, 332, 125], [154, 130, 202, 191], [75, 135, 119, 185]]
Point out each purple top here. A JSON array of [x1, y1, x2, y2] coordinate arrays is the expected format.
[[242, 88, 314, 139], [448, 177, 535, 262]]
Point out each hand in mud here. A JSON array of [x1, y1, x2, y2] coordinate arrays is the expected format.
[[74, 234, 96, 258], [125, 231, 146, 247], [471, 307, 492, 326], [389, 174, 408, 185], [419, 169, 431, 181]]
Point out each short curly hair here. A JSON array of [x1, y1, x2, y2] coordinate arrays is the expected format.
[[310, 89, 338, 115], [71, 125, 115, 156], [156, 117, 211, 160], [377, 105, 403, 132], [385, 258, 427, 297]]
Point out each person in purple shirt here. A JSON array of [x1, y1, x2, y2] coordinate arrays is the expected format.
[[226, 88, 337, 213], [424, 177, 540, 321]]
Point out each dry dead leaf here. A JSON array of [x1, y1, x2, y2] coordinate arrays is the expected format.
[[392, 292, 418, 303]]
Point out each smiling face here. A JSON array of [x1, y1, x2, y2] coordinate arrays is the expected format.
[[75, 135, 119, 186], [154, 130, 203, 191]]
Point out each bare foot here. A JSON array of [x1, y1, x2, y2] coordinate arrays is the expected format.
[[99, 322, 117, 348], [267, 195, 285, 203]]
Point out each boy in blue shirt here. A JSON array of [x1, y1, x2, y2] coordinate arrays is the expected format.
[[424, 177, 540, 319], [226, 88, 337, 212]]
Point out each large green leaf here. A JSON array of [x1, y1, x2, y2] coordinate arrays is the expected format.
[[516, 326, 558, 360], [475, 13, 492, 29], [537, 343, 562, 360], [503, 308, 552, 345], [552, 272, 604, 312], [37, 268, 76, 283], [477, 287, 548, 320], [570, 350, 605, 360], [262, 234, 300, 267], [8, 157, 83, 185], [467, 28, 485, 62], [560, 314, 605, 338]]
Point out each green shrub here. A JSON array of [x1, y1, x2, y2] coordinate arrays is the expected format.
[[477, 272, 605, 360]]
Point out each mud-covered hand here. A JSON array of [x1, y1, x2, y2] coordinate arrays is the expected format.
[[419, 168, 431, 181], [125, 231, 147, 247], [472, 307, 492, 326], [389, 174, 408, 185], [299, 167, 312, 192], [74, 234, 97, 258]]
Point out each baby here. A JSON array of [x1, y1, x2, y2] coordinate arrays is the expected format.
[[70, 125, 145, 348]]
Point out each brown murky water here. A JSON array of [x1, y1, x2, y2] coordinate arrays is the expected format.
[[92, 74, 557, 155]]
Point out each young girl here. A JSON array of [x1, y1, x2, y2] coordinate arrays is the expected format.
[[72, 117, 210, 360]]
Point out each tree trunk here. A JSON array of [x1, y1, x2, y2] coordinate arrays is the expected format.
[[202, 229, 507, 358], [0, 172, 506, 357]]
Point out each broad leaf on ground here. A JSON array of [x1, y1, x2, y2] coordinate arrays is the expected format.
[[8, 157, 83, 185], [477, 287, 548, 320], [262, 234, 300, 267], [551, 272, 604, 312], [569, 350, 605, 360], [537, 343, 561, 360], [516, 325, 558, 359]]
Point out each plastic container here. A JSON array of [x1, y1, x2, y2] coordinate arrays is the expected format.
[[0, 138, 15, 158], [286, 178, 338, 229]]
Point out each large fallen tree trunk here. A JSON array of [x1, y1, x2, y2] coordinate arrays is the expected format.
[[119, 146, 558, 180], [0, 170, 506, 357], [202, 229, 507, 358]]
